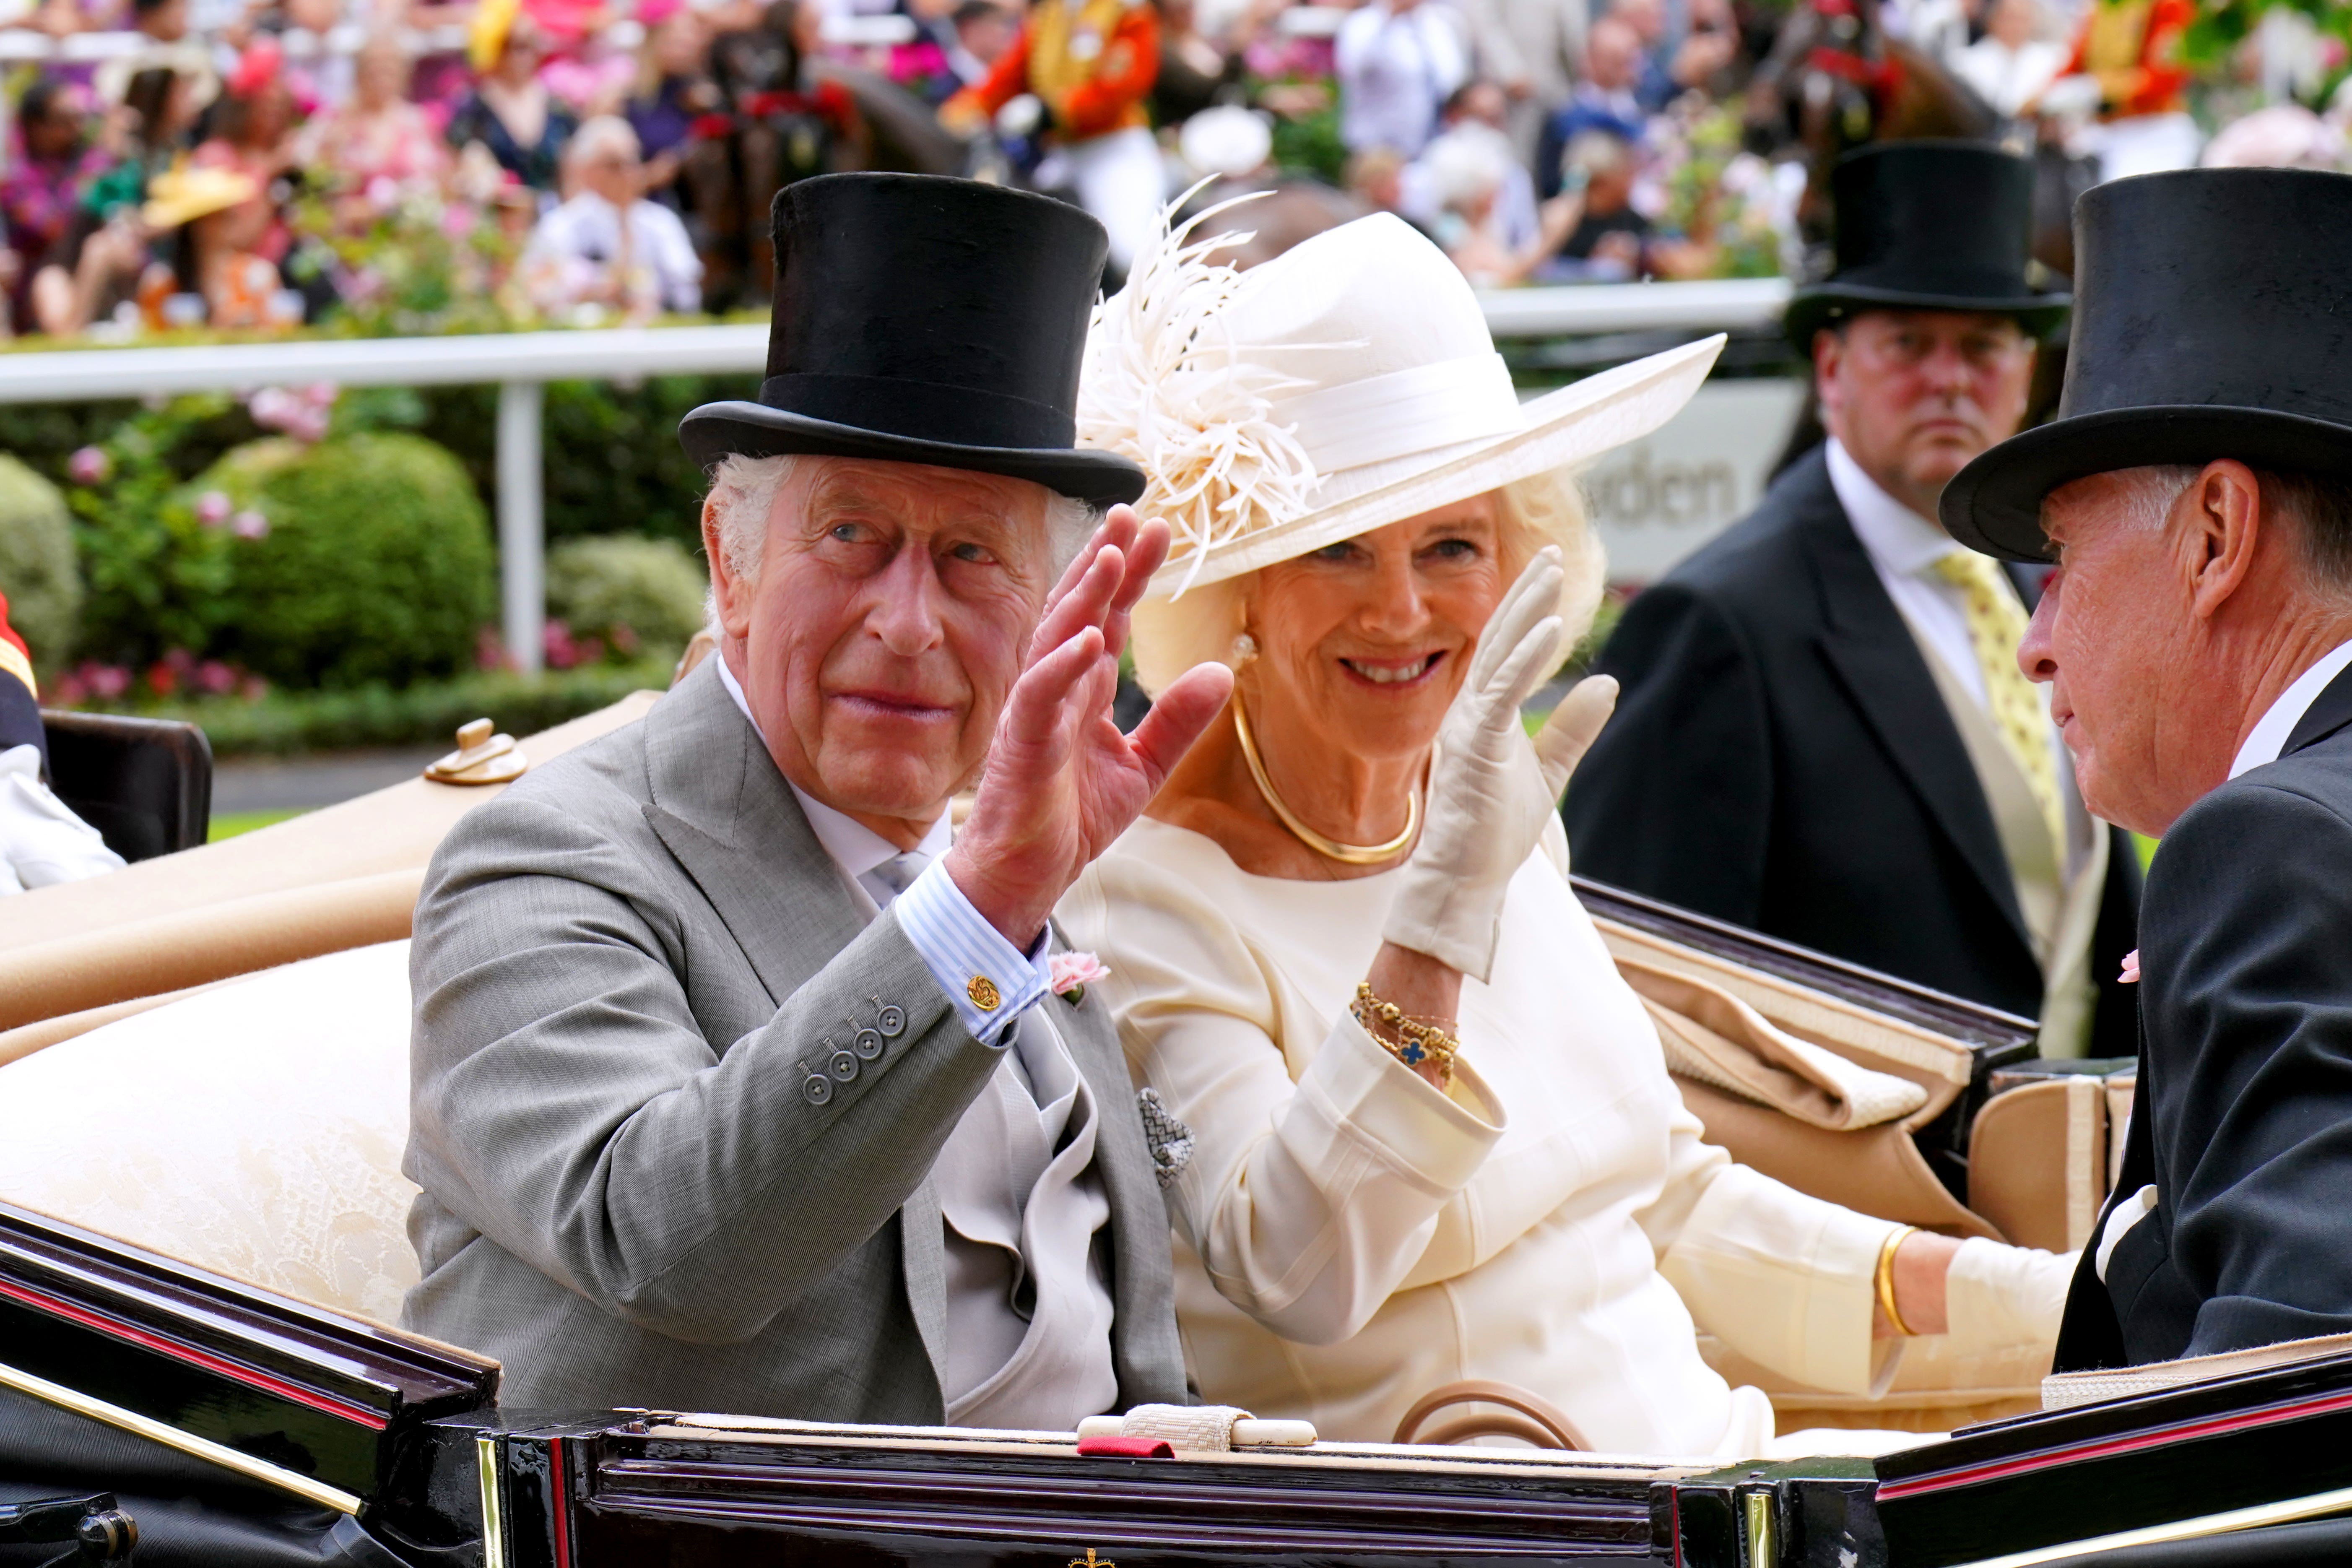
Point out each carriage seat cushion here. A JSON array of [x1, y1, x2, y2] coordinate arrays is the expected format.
[[0, 940, 419, 1323]]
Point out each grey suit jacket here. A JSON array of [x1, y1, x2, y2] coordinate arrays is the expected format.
[[399, 659, 1188, 1420]]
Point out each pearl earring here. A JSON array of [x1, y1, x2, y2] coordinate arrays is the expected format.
[[1231, 632, 1259, 666]]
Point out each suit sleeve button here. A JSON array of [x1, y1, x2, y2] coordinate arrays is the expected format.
[[876, 1003, 907, 1037], [828, 1049, 860, 1082], [852, 1028, 885, 1060], [802, 1075, 833, 1107]]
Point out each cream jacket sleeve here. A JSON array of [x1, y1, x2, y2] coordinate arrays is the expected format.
[[1638, 1105, 1905, 1396], [1060, 853, 1505, 1347]]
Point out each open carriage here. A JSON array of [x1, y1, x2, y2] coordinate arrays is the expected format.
[[1, 692, 2341, 1565]]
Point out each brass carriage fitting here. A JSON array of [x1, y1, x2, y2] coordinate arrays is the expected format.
[[425, 719, 529, 786]]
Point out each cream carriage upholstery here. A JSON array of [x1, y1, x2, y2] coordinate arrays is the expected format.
[[0, 941, 423, 1324]]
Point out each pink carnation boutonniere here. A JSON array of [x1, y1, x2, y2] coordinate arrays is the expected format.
[[1050, 950, 1111, 1006], [2119, 949, 2141, 985]]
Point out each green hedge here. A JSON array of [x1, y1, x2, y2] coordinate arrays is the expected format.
[[199, 433, 497, 689], [104, 660, 671, 756], [0, 454, 79, 672]]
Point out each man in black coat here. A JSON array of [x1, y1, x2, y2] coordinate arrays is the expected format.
[[1942, 168, 2352, 1368], [1566, 141, 2142, 1058]]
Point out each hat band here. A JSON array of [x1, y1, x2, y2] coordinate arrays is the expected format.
[[1273, 352, 1522, 474], [759, 371, 1075, 451]]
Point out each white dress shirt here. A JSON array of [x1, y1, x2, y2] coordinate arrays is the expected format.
[[524, 191, 706, 315], [1336, 0, 1471, 154], [2229, 638, 2352, 779], [715, 652, 1119, 1428], [1827, 439, 2073, 797]]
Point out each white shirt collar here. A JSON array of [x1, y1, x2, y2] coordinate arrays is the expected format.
[[713, 650, 952, 882], [2228, 637, 2352, 779], [1825, 437, 1959, 580]]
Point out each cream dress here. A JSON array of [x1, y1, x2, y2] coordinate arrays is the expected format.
[[1059, 816, 1908, 1458]]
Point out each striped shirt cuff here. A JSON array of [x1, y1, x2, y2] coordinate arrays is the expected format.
[[894, 856, 1050, 1048]]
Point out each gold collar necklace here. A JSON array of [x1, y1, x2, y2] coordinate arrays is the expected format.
[[1229, 695, 1419, 866]]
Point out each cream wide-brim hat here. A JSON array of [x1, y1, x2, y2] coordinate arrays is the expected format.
[[1076, 208, 1725, 599]]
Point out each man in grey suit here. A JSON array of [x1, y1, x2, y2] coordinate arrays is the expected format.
[[400, 174, 1234, 1426]]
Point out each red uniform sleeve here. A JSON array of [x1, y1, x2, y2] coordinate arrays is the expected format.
[[943, 25, 1034, 123], [0, 592, 26, 670], [1059, 5, 1159, 138], [2130, 0, 2192, 114]]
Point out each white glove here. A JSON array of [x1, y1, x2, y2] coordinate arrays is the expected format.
[[1382, 548, 1618, 982], [1943, 1237, 2077, 1357]]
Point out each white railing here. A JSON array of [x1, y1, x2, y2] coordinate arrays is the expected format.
[[0, 281, 1789, 672]]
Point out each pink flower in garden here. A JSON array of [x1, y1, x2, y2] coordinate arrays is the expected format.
[[231, 510, 270, 540], [1049, 950, 1111, 1001], [249, 386, 294, 427], [439, 202, 476, 242], [78, 661, 130, 700], [196, 660, 237, 695], [543, 619, 581, 670], [364, 174, 400, 211], [68, 446, 110, 485], [195, 490, 232, 526], [303, 382, 337, 409]]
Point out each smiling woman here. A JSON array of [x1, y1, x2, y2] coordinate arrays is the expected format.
[[1054, 208, 2082, 1457]]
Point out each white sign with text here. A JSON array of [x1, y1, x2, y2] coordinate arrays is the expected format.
[[1574, 378, 1807, 585]]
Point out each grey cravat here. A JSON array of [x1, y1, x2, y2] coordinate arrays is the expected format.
[[865, 850, 930, 905]]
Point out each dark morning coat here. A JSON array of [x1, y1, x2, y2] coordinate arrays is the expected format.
[[2055, 663, 2352, 1368], [1562, 447, 2141, 1052]]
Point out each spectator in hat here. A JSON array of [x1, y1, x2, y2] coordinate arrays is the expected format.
[[136, 162, 287, 328], [1942, 169, 2352, 1369], [448, 0, 578, 191], [1569, 143, 2143, 1062]]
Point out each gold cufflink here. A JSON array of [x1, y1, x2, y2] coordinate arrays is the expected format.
[[967, 975, 1001, 1011]]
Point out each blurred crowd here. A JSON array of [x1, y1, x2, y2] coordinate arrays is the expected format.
[[0, 0, 2340, 338]]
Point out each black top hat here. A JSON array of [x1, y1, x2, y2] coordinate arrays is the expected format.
[[679, 173, 1145, 507], [1944, 168, 2352, 562], [1783, 141, 2070, 350]]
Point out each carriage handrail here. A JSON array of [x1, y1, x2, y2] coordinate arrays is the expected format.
[[0, 278, 1789, 672]]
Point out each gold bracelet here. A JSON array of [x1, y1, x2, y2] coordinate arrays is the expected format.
[[1875, 1225, 1920, 1337], [1351, 982, 1460, 1084]]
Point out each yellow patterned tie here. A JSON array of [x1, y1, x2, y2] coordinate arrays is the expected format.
[[1934, 551, 2067, 858]]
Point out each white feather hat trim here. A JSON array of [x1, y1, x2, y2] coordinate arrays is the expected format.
[[1077, 203, 1726, 597]]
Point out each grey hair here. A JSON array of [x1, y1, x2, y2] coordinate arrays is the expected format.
[[2110, 465, 2201, 533], [2074, 463, 2352, 604], [566, 114, 642, 169], [702, 452, 1098, 589]]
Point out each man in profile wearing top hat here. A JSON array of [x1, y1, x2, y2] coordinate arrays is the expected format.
[[398, 173, 1233, 1423], [1945, 167, 2352, 1368], [1567, 141, 2142, 1063]]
